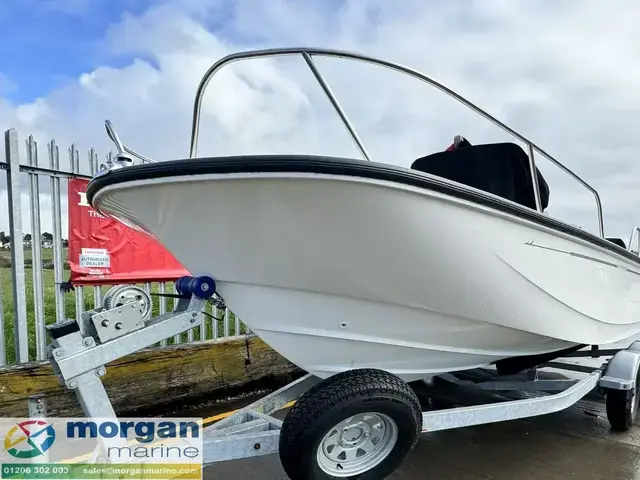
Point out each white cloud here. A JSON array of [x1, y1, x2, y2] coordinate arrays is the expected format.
[[1, 0, 640, 241]]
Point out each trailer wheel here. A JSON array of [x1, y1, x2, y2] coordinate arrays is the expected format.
[[278, 368, 422, 480], [606, 374, 640, 431]]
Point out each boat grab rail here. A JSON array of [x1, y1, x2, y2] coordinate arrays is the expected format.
[[628, 227, 640, 255], [188, 47, 604, 238]]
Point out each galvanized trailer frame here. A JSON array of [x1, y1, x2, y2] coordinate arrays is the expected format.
[[200, 346, 640, 464], [43, 276, 640, 478]]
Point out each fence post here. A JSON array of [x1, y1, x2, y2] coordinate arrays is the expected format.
[[27, 135, 47, 361], [48, 140, 66, 324], [88, 148, 102, 309], [224, 308, 230, 337], [158, 282, 167, 347], [5, 128, 29, 363], [212, 303, 219, 339], [68, 143, 84, 326], [69, 144, 84, 327], [172, 283, 181, 344], [0, 269, 6, 366]]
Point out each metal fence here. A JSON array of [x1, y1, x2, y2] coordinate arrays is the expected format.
[[0, 128, 246, 367]]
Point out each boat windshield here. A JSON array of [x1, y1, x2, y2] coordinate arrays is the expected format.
[[187, 47, 604, 238]]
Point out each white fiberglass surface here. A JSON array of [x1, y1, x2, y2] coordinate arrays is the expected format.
[[93, 172, 640, 348]]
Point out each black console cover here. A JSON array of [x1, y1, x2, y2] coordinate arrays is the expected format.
[[411, 142, 550, 211]]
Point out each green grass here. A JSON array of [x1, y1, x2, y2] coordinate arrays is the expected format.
[[1, 263, 245, 366], [0, 248, 60, 261]]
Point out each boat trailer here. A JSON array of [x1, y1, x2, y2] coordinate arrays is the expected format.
[[43, 276, 640, 479]]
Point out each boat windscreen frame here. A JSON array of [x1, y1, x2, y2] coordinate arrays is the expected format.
[[187, 47, 605, 239]]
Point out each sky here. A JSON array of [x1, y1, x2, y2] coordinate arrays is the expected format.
[[0, 0, 639, 242]]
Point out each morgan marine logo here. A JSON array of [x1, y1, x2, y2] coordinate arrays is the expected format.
[[4, 420, 56, 459]]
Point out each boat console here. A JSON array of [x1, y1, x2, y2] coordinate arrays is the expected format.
[[412, 141, 550, 211]]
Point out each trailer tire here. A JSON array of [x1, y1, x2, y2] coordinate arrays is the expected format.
[[606, 374, 640, 431], [278, 368, 422, 480]]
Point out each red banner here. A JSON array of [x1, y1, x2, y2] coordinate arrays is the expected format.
[[68, 178, 190, 285]]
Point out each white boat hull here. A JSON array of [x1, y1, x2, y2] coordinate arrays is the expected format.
[[91, 170, 640, 381]]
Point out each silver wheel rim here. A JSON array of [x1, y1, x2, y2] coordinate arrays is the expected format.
[[316, 412, 398, 477]]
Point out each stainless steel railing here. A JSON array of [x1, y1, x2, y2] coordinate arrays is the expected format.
[[628, 227, 640, 255], [188, 47, 605, 237]]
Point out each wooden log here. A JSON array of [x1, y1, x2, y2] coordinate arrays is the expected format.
[[0, 335, 302, 417]]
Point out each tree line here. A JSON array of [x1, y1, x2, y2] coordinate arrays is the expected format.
[[0, 231, 68, 248]]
